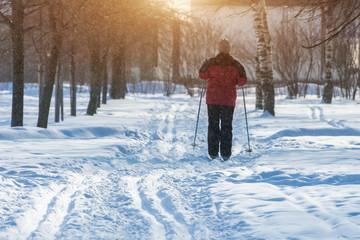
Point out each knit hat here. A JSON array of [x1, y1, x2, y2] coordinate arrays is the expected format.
[[218, 39, 230, 53]]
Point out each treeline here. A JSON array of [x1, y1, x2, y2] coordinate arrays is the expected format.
[[1, 0, 359, 128], [250, 0, 360, 116], [0, 0, 224, 128]]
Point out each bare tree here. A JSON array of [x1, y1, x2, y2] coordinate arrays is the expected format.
[[272, 18, 318, 99], [321, 6, 334, 103], [333, 28, 358, 100], [0, 0, 46, 126], [296, 0, 360, 48], [37, 0, 87, 127], [69, 42, 76, 116], [0, 25, 12, 84], [230, 33, 258, 105], [252, 0, 275, 116], [37, 0, 64, 128], [172, 18, 181, 86], [0, 1, 25, 127], [181, 18, 227, 96], [293, 0, 360, 102], [107, 0, 179, 99], [110, 37, 126, 100]]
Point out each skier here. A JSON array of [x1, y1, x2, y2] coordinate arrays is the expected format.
[[199, 39, 247, 161]]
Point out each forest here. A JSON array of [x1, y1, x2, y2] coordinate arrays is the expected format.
[[0, 0, 359, 128], [0, 2, 360, 238]]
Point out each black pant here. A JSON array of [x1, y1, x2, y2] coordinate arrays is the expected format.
[[207, 104, 235, 158]]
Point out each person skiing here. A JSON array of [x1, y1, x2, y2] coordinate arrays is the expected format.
[[199, 39, 247, 161]]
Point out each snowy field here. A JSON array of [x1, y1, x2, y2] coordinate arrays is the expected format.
[[0, 83, 360, 240]]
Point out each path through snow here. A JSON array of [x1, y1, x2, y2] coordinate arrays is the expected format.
[[1, 88, 360, 239]]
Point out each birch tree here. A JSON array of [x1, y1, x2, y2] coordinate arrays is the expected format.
[[322, 6, 334, 104], [254, 55, 263, 109], [296, 0, 360, 102], [252, 0, 275, 116]]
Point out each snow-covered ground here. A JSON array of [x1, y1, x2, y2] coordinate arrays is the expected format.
[[0, 83, 360, 240]]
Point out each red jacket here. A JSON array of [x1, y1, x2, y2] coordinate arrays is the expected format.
[[199, 53, 247, 107]]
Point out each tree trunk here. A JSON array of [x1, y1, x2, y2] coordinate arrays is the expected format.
[[152, 23, 159, 68], [37, 7, 45, 114], [253, 5, 264, 109], [37, 1, 63, 128], [320, 6, 326, 89], [110, 45, 126, 99], [87, 37, 102, 115], [261, 0, 275, 115], [55, 62, 63, 122], [355, 40, 360, 100], [38, 60, 45, 111], [140, 25, 157, 81], [97, 51, 108, 107], [102, 59, 108, 104], [70, 43, 76, 116], [11, 0, 25, 127], [60, 72, 64, 121], [252, 0, 275, 116], [255, 56, 263, 109], [96, 71, 101, 109], [172, 19, 180, 84], [322, 6, 334, 104]]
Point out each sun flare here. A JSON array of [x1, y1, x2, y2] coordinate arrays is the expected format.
[[170, 0, 191, 11]]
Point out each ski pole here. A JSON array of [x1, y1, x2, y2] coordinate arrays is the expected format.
[[242, 86, 252, 153], [192, 81, 205, 149]]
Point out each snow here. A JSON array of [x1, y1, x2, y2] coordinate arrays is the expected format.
[[1, 83, 360, 239]]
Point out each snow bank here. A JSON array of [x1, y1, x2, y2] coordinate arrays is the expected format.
[[0, 83, 360, 239]]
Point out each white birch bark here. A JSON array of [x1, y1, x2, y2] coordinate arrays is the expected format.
[[252, 0, 275, 115], [322, 6, 334, 104], [253, 1, 264, 110]]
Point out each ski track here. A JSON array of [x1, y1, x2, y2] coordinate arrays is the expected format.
[[308, 105, 346, 128], [136, 173, 192, 240], [1, 94, 360, 239], [29, 174, 86, 240]]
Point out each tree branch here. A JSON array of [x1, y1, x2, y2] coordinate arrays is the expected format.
[[0, 11, 12, 28], [302, 9, 360, 49]]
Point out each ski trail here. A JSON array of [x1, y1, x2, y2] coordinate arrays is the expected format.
[[309, 106, 321, 121], [125, 176, 167, 240], [282, 186, 360, 236], [4, 183, 64, 239], [158, 104, 180, 143], [28, 174, 86, 239], [145, 99, 199, 162], [308, 106, 345, 128], [0, 162, 90, 239], [136, 173, 192, 240]]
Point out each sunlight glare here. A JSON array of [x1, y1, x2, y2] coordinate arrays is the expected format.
[[170, 0, 191, 11]]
